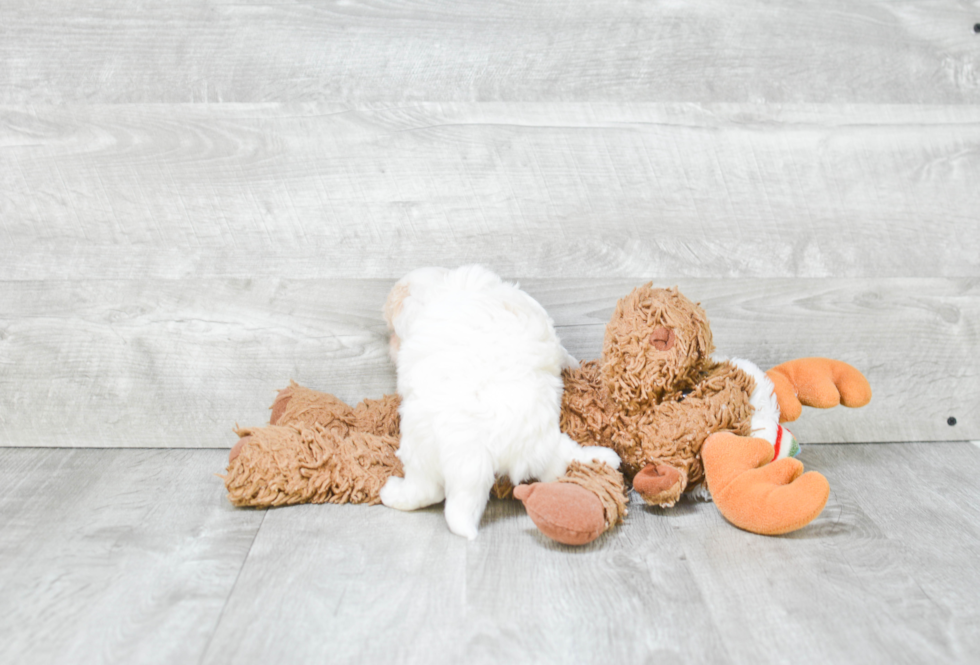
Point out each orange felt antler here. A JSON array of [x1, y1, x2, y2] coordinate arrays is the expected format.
[[703, 433, 830, 535], [766, 358, 872, 423]]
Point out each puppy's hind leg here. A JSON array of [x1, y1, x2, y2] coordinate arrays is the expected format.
[[380, 462, 445, 512], [442, 445, 495, 540]]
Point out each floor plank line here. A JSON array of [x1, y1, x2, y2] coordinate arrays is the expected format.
[[197, 510, 267, 665]]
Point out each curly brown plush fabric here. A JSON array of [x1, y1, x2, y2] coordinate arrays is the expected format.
[[562, 285, 755, 501], [564, 359, 754, 485], [602, 286, 716, 411], [224, 384, 404, 508], [224, 424, 402, 507]]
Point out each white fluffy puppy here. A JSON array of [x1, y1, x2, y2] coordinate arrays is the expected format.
[[379, 265, 620, 539]]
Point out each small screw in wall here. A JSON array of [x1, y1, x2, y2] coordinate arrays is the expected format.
[[948, 417, 957, 426]]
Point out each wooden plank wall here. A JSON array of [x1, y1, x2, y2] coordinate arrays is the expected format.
[[1, 1, 978, 447]]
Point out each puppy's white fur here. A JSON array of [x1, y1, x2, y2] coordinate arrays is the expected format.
[[379, 265, 620, 539]]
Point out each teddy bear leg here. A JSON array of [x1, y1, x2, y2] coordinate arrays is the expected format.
[[702, 432, 829, 535], [633, 463, 688, 508], [268, 381, 402, 438], [223, 424, 402, 507], [266, 381, 357, 430], [514, 461, 628, 546], [269, 385, 295, 425], [766, 358, 872, 423], [226, 382, 352, 465]]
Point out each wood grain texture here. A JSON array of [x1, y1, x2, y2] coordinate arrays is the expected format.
[[1, 278, 975, 447], [2, 1, 978, 104], [2, 445, 977, 664], [199, 443, 980, 664], [655, 442, 980, 662], [2, 103, 978, 281], [0, 448, 264, 665], [200, 498, 730, 665], [814, 443, 980, 661]]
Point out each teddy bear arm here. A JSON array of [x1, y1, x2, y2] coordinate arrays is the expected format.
[[624, 378, 753, 507], [270, 381, 404, 440], [269, 381, 357, 431], [610, 422, 691, 508], [560, 361, 617, 448]]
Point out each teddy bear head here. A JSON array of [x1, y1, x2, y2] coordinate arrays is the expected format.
[[600, 285, 715, 413]]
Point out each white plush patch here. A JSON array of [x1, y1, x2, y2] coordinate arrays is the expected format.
[[692, 358, 792, 504], [687, 483, 713, 502], [724, 357, 781, 446]]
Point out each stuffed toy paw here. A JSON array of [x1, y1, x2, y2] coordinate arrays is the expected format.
[[632, 463, 686, 507], [512, 460, 629, 546], [514, 480, 606, 546]]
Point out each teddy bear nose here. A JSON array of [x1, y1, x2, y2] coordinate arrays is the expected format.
[[649, 327, 675, 351]]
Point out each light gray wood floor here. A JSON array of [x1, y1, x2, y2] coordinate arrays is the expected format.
[[2, 442, 979, 665]]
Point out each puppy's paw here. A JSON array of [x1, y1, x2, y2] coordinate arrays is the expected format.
[[378, 477, 407, 509], [444, 500, 482, 540], [443, 490, 488, 540], [444, 510, 480, 540], [379, 476, 442, 512], [576, 445, 621, 470]]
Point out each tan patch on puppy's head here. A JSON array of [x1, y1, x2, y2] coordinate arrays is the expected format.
[[383, 280, 411, 363], [383, 281, 410, 331], [388, 332, 401, 363]]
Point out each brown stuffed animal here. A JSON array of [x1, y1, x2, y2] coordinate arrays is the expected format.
[[223, 284, 871, 543], [518, 285, 871, 538]]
